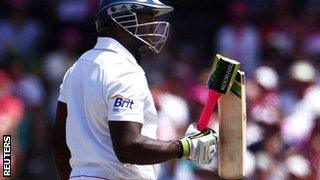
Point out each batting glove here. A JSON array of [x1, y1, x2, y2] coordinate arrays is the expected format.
[[179, 123, 218, 164]]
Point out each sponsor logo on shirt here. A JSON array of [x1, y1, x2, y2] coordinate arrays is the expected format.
[[111, 95, 134, 112]]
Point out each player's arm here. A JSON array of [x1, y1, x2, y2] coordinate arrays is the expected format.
[[109, 121, 217, 165], [109, 121, 181, 164], [52, 101, 71, 180]]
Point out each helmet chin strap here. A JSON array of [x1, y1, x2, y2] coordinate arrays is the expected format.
[[132, 37, 149, 64], [137, 41, 150, 57]]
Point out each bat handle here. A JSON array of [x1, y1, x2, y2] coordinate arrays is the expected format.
[[197, 90, 221, 131]]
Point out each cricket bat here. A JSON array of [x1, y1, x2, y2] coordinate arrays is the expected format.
[[218, 70, 246, 179]]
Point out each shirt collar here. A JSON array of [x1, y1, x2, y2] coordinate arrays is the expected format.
[[94, 37, 139, 65]]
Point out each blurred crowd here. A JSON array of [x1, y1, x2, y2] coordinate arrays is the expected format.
[[0, 0, 319, 179]]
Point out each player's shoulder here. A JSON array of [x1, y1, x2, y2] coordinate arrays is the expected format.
[[77, 50, 142, 83]]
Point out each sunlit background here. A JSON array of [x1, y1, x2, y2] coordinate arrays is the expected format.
[[0, 0, 319, 179]]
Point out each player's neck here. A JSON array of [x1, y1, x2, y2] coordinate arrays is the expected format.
[[113, 33, 142, 63], [99, 20, 144, 63], [122, 38, 141, 62]]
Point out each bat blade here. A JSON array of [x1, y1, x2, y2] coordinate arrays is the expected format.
[[218, 70, 246, 179]]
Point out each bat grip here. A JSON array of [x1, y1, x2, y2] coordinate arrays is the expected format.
[[197, 90, 221, 131]]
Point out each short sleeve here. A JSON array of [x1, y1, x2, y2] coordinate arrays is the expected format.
[[106, 72, 148, 124], [58, 68, 70, 103], [58, 83, 67, 103]]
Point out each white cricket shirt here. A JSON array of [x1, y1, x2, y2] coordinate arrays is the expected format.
[[58, 37, 158, 179]]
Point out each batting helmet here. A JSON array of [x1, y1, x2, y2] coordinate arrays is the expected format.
[[96, 0, 173, 53]]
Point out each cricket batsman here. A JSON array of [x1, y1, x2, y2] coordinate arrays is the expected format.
[[52, 0, 218, 179]]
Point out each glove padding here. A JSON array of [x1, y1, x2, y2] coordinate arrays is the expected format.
[[179, 123, 218, 164]]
